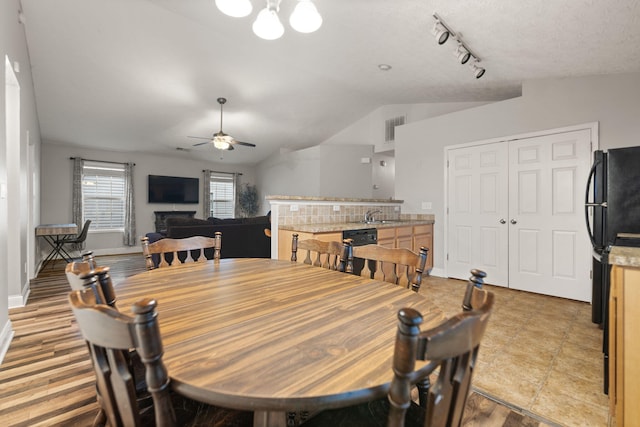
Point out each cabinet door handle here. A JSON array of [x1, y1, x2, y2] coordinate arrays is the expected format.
[[499, 219, 506, 224], [510, 219, 517, 224]]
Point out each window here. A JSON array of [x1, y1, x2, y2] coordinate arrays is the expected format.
[[82, 161, 125, 231], [209, 172, 235, 218]]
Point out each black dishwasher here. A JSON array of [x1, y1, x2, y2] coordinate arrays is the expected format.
[[342, 228, 377, 275]]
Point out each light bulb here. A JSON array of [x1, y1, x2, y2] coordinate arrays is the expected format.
[[289, 0, 322, 33], [253, 7, 284, 40], [213, 136, 231, 150], [215, 0, 253, 18]]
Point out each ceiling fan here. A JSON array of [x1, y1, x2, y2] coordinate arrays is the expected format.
[[189, 97, 256, 150]]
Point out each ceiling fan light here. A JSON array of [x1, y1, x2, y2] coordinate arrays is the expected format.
[[215, 0, 253, 18], [253, 7, 285, 40], [290, 0, 322, 33], [213, 135, 232, 150]]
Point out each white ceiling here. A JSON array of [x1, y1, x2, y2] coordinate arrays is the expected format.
[[19, 0, 640, 165]]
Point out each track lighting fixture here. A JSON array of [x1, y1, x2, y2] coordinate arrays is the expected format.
[[432, 21, 449, 45], [433, 13, 486, 79], [470, 60, 486, 79], [217, 0, 322, 40], [454, 43, 471, 64]]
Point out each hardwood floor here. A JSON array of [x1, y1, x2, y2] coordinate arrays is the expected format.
[[1, 255, 549, 426]]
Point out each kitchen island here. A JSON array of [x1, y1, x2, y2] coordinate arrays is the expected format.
[[607, 245, 640, 426], [267, 195, 434, 271]]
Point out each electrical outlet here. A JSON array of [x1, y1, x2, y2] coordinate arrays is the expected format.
[[333, 205, 340, 212], [290, 204, 299, 212]]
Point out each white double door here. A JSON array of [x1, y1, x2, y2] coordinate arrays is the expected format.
[[446, 129, 593, 302]]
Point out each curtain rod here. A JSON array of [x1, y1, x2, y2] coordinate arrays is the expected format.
[[70, 157, 135, 166], [203, 169, 242, 175]]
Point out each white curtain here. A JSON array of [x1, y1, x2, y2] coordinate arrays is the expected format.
[[203, 169, 212, 218], [123, 163, 137, 246], [72, 157, 83, 229], [234, 172, 241, 218]]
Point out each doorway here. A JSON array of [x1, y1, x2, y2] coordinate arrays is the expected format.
[[445, 125, 595, 301]]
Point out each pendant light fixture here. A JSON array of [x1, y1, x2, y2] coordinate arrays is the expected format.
[[215, 0, 253, 18], [216, 0, 322, 40], [253, 1, 285, 40], [289, 0, 323, 33]]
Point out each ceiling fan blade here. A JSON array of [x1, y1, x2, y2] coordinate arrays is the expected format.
[[234, 141, 256, 147], [227, 145, 235, 151], [188, 136, 212, 140], [192, 141, 211, 147]]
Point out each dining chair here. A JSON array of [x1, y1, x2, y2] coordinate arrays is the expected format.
[[290, 233, 349, 271], [301, 269, 494, 427], [347, 242, 429, 292], [69, 280, 254, 427], [58, 219, 92, 260], [141, 232, 221, 270]]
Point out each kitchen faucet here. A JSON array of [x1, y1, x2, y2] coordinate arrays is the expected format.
[[364, 209, 382, 222]]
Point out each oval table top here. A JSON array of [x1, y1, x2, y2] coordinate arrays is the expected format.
[[115, 258, 444, 418]]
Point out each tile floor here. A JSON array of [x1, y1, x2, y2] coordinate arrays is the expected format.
[[422, 275, 610, 427]]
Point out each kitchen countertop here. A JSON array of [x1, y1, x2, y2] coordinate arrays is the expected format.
[[279, 219, 434, 233], [609, 246, 640, 268], [267, 195, 404, 204]]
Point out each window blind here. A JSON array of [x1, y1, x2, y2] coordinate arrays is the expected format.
[[82, 161, 126, 231], [209, 172, 235, 218]]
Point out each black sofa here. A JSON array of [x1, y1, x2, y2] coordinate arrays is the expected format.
[[152, 215, 271, 259]]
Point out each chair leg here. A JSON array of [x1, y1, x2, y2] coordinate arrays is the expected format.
[[416, 376, 431, 408], [92, 408, 107, 427]]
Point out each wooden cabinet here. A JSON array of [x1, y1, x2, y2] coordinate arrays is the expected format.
[[413, 224, 433, 271], [395, 226, 413, 250], [377, 228, 395, 248], [278, 230, 342, 262], [609, 263, 640, 426]]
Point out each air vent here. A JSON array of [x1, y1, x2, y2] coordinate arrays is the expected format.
[[385, 115, 406, 142]]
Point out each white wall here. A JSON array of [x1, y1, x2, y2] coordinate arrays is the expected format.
[[40, 143, 257, 256], [395, 72, 640, 274], [322, 102, 491, 151], [1, 0, 42, 360], [255, 144, 374, 208]]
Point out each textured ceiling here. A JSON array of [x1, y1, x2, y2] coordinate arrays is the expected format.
[[19, 0, 640, 165]]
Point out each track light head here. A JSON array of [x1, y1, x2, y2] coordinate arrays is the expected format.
[[470, 61, 486, 79], [454, 44, 471, 64], [432, 21, 450, 45]]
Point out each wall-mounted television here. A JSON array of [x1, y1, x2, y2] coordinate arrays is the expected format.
[[148, 175, 199, 204]]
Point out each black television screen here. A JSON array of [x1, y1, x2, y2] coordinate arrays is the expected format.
[[148, 175, 199, 204]]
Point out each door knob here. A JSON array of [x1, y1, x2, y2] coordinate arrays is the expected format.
[[499, 219, 506, 224], [510, 219, 517, 224]]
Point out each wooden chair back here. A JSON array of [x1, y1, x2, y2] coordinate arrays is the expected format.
[[387, 281, 494, 427], [141, 233, 221, 270], [291, 234, 348, 271], [69, 287, 176, 427], [349, 243, 429, 292]]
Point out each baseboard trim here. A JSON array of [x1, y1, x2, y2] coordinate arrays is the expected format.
[[0, 319, 15, 366], [429, 267, 445, 278], [8, 281, 31, 309]]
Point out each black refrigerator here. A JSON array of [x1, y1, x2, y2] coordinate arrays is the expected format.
[[585, 146, 640, 393]]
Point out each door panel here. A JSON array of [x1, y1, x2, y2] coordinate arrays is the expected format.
[[447, 142, 509, 286], [508, 129, 592, 301]]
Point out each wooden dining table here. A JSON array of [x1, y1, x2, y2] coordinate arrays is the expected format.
[[115, 258, 444, 427]]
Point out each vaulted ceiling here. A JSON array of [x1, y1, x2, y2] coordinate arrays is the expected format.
[[20, 0, 640, 164]]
